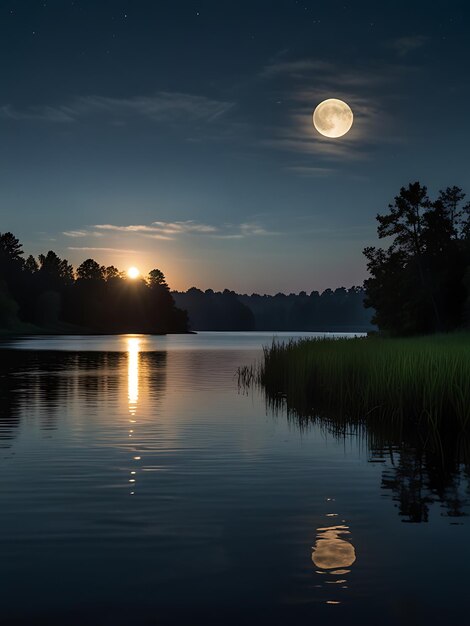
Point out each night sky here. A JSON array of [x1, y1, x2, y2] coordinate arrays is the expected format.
[[1, 0, 469, 292]]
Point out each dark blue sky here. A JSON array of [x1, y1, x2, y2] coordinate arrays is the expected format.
[[1, 0, 469, 292]]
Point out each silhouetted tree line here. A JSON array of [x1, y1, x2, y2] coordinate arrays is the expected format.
[[0, 233, 188, 333], [172, 286, 374, 331], [364, 182, 470, 335]]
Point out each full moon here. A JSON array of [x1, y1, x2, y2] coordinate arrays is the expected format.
[[127, 266, 140, 279], [313, 98, 353, 138]]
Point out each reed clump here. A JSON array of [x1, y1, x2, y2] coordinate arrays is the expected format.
[[242, 333, 470, 432]]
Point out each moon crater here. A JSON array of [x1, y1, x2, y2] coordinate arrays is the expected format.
[[313, 99, 353, 138]]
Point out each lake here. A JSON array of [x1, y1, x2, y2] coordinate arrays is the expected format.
[[0, 332, 469, 625]]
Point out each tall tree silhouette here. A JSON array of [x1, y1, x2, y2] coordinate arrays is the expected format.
[[437, 186, 469, 236], [147, 269, 188, 332], [0, 232, 23, 266], [38, 251, 74, 285], [76, 259, 105, 281], [148, 268, 168, 287], [24, 255, 39, 274], [104, 265, 123, 281], [364, 182, 470, 335]]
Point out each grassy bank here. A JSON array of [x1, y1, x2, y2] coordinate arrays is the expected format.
[[239, 333, 470, 432]]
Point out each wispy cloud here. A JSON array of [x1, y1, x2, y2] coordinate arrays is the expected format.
[[63, 220, 279, 243], [286, 166, 334, 177], [67, 246, 138, 253], [96, 220, 279, 239], [0, 104, 75, 123], [0, 92, 235, 125], [94, 224, 174, 240], [388, 35, 428, 57], [63, 229, 103, 238], [240, 223, 278, 236], [152, 221, 218, 234], [212, 223, 279, 239], [94, 220, 218, 240], [261, 58, 396, 88], [62, 217, 370, 250], [263, 114, 366, 162]]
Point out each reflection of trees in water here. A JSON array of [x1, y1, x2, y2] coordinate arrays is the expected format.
[[371, 434, 470, 523], [265, 392, 470, 523], [141, 351, 167, 400], [33, 353, 124, 433], [68, 352, 124, 420], [0, 351, 24, 447], [0, 350, 144, 447], [0, 349, 169, 441]]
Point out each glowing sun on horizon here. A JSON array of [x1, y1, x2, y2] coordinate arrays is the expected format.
[[127, 266, 140, 279]]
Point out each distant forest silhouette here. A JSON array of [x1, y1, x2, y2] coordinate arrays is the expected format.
[[173, 287, 373, 331]]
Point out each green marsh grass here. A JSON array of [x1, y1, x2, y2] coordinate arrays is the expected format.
[[239, 333, 470, 434]]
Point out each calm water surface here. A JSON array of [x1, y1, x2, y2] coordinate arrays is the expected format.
[[0, 332, 469, 625]]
